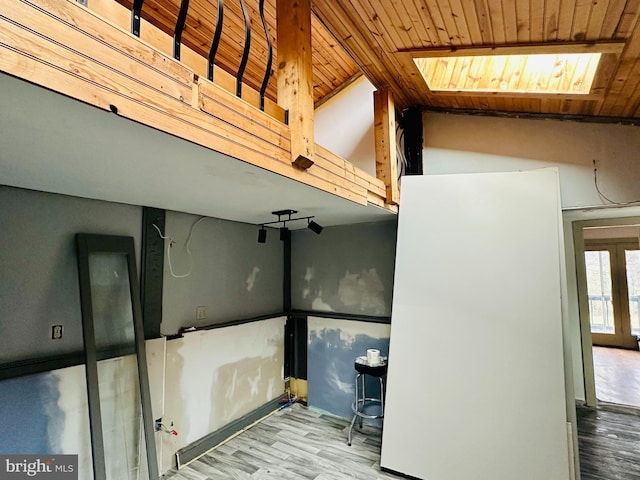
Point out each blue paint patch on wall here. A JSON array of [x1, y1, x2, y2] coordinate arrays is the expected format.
[[308, 327, 389, 423], [0, 372, 62, 453]]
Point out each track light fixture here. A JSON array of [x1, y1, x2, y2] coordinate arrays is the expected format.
[[307, 219, 323, 235], [257, 227, 267, 244], [280, 227, 291, 241], [256, 209, 323, 244]]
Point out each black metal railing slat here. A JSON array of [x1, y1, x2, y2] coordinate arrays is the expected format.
[[132, 0, 144, 37], [174, 0, 191, 60], [236, 0, 252, 98], [208, 0, 225, 81], [258, 0, 272, 110]]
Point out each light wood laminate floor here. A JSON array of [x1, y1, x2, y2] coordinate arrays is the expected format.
[[593, 346, 640, 408], [163, 402, 640, 480], [162, 404, 404, 480]]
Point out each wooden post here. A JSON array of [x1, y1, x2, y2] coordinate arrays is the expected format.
[[374, 88, 399, 204], [276, 0, 315, 169]]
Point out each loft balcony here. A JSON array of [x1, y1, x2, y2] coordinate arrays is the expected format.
[[0, 0, 399, 224]]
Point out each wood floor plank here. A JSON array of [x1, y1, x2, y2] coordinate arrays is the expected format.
[[577, 405, 640, 479], [164, 403, 640, 480], [162, 404, 404, 480], [593, 346, 640, 408]]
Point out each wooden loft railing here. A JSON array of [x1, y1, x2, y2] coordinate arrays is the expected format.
[[0, 0, 398, 211]]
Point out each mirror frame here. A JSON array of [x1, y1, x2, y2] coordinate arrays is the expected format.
[[76, 233, 158, 480]]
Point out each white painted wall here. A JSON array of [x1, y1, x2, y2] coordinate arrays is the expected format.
[[160, 318, 285, 473], [422, 112, 640, 401], [146, 337, 166, 473], [97, 355, 150, 480], [314, 76, 377, 176], [423, 112, 640, 209]]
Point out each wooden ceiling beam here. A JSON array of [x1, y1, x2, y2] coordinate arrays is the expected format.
[[277, 0, 315, 168], [400, 41, 627, 57], [374, 88, 399, 205]]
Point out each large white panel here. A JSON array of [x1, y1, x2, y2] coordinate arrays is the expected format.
[[381, 169, 571, 480]]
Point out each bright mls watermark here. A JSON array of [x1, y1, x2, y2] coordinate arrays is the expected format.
[[0, 455, 77, 479]]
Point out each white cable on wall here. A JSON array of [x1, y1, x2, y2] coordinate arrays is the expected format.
[[152, 216, 207, 278], [593, 159, 640, 206]]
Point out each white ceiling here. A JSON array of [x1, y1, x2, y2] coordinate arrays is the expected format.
[[0, 73, 396, 228]]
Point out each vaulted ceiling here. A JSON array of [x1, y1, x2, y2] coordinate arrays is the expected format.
[[122, 0, 640, 119]]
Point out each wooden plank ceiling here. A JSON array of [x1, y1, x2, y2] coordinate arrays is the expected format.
[[122, 0, 640, 119], [311, 0, 640, 119]]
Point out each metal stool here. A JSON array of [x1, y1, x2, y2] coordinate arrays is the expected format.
[[347, 356, 388, 446]]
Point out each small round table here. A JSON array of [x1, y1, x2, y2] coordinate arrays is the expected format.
[[347, 356, 388, 446]]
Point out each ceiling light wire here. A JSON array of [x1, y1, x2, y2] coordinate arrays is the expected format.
[[152, 216, 207, 278], [593, 160, 640, 206], [396, 122, 408, 181]]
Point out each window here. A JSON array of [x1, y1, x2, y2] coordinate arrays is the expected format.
[[406, 43, 624, 97], [414, 53, 601, 94]]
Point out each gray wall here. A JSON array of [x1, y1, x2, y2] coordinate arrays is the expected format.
[[161, 211, 283, 334], [291, 221, 397, 316], [0, 185, 142, 363]]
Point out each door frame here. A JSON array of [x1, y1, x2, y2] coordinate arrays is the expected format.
[[584, 239, 639, 348], [572, 217, 640, 406]]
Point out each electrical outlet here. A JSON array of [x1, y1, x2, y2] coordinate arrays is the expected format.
[[196, 306, 207, 320], [51, 325, 63, 340]]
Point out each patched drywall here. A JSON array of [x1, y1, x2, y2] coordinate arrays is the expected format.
[[0, 185, 142, 364], [0, 366, 93, 479], [98, 355, 151, 480], [307, 317, 390, 422], [161, 211, 283, 334], [161, 317, 285, 473], [291, 222, 397, 316], [0, 344, 166, 479]]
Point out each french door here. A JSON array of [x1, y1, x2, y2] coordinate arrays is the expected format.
[[585, 238, 640, 349]]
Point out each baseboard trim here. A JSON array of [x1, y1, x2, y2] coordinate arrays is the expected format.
[[176, 396, 284, 469], [596, 401, 640, 417], [380, 466, 422, 479]]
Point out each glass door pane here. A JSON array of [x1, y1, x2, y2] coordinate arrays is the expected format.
[[585, 250, 615, 334], [625, 250, 640, 336], [76, 234, 157, 480], [89, 253, 150, 480]]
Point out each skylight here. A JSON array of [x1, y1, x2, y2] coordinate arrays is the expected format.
[[414, 52, 602, 95]]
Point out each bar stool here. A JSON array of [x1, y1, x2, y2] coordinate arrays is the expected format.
[[347, 356, 388, 446]]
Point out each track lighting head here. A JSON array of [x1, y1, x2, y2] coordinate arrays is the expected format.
[[307, 220, 323, 235], [257, 227, 267, 244], [280, 227, 291, 241]]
